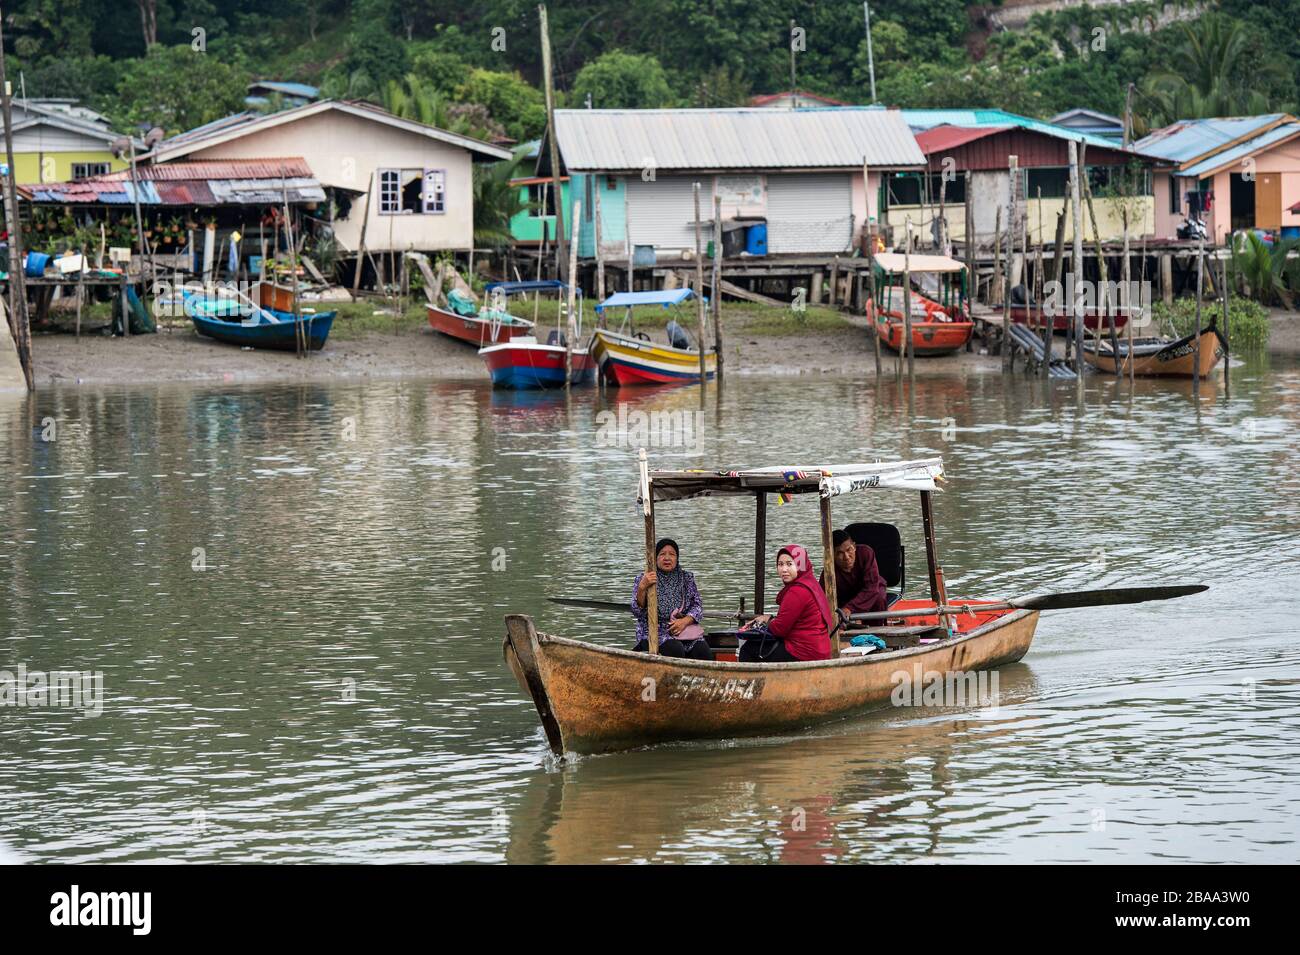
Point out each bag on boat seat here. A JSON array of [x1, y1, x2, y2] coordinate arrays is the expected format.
[[665, 320, 692, 350], [547, 329, 566, 346]]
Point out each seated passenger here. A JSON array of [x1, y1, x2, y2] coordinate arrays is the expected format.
[[631, 538, 711, 660], [737, 544, 833, 663], [823, 529, 888, 624]]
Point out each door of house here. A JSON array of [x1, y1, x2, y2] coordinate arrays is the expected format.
[[1256, 172, 1282, 230]]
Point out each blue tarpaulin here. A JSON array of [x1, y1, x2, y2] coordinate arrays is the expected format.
[[483, 279, 571, 296], [595, 289, 701, 312]]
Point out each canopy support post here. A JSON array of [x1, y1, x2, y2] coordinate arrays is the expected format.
[[920, 489, 951, 632], [820, 495, 840, 658], [639, 449, 659, 654], [754, 492, 767, 614]]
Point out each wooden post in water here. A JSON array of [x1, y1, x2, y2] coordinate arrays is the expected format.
[[1193, 236, 1203, 401], [1082, 172, 1119, 374], [1068, 141, 1085, 376], [75, 247, 85, 341], [625, 218, 634, 293], [904, 218, 914, 385], [639, 448, 659, 655], [1221, 253, 1230, 397], [991, 205, 1002, 308], [712, 193, 724, 380], [693, 182, 706, 385], [866, 160, 882, 378], [565, 199, 580, 387], [539, 4, 567, 282], [594, 180, 605, 303], [819, 495, 840, 658], [1004, 155, 1018, 370], [1123, 209, 1133, 383], [0, 21, 33, 390], [754, 493, 767, 614]]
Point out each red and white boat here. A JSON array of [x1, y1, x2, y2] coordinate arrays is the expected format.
[[479, 337, 597, 389], [427, 301, 534, 346]]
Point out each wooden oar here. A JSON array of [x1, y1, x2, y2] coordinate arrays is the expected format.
[[847, 585, 1208, 624], [549, 596, 750, 622]]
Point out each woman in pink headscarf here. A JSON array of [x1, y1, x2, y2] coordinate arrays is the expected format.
[[738, 544, 834, 662]]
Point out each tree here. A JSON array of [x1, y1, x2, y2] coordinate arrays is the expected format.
[[474, 149, 533, 249], [453, 69, 546, 142], [114, 45, 249, 134], [137, 0, 158, 49], [571, 51, 674, 109]]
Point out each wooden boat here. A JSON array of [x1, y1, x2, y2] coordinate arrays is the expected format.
[[1081, 324, 1226, 378], [427, 281, 535, 347], [590, 289, 716, 386], [868, 253, 973, 356], [590, 328, 717, 386], [479, 338, 596, 389], [476, 280, 595, 389], [504, 457, 1040, 756], [186, 297, 334, 351]]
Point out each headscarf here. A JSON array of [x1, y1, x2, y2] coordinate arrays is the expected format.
[[652, 538, 689, 620], [775, 543, 834, 633]]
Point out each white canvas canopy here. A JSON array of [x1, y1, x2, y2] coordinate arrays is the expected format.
[[872, 253, 965, 274], [649, 458, 944, 501]]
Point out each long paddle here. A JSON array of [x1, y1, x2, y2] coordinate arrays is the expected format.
[[848, 585, 1207, 624], [549, 596, 750, 623]]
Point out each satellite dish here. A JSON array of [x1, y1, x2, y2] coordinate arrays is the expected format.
[[144, 127, 164, 148], [109, 136, 131, 160]]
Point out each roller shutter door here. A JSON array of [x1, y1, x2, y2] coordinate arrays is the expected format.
[[766, 173, 852, 253]]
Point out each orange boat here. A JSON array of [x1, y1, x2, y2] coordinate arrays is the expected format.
[[1082, 323, 1226, 378], [867, 252, 973, 356]]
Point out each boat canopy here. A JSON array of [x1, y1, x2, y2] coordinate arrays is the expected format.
[[648, 458, 944, 502], [483, 279, 576, 296], [595, 289, 700, 312], [873, 253, 965, 274]]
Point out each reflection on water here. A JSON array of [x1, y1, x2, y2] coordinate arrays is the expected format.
[[1, 357, 1298, 862]]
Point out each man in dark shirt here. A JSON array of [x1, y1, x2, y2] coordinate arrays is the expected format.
[[823, 529, 887, 623]]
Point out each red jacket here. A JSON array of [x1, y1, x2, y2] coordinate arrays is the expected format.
[[769, 546, 833, 661]]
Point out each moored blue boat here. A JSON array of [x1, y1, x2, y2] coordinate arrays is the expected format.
[[185, 296, 335, 351]]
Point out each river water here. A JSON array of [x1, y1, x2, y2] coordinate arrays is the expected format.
[[2, 358, 1298, 864]]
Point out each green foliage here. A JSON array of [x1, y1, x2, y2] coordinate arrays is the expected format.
[[473, 150, 534, 249], [452, 69, 546, 142], [1229, 233, 1300, 308], [571, 52, 675, 109], [113, 45, 250, 134], [1152, 294, 1270, 351]]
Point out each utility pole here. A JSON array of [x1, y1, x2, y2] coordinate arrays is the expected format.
[[789, 20, 798, 108], [863, 2, 877, 105], [539, 5, 567, 282], [0, 11, 33, 390], [1123, 83, 1134, 150]]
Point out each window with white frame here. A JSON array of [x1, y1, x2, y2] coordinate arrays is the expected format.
[[379, 168, 447, 214], [71, 162, 111, 180]]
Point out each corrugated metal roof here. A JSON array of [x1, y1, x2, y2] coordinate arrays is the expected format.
[[20, 157, 324, 206], [914, 125, 1010, 153], [901, 108, 1137, 156], [553, 108, 925, 171], [1178, 122, 1300, 178], [1134, 115, 1291, 164]]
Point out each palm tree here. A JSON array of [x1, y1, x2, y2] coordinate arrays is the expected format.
[[1141, 14, 1282, 125], [474, 149, 536, 250]]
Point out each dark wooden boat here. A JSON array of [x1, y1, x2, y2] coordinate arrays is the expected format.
[[504, 457, 1041, 756], [1082, 324, 1226, 378]]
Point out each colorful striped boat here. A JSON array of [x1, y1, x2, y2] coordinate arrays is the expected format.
[[590, 328, 716, 386], [479, 338, 596, 389]]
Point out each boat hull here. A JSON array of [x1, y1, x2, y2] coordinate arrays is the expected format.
[[1083, 327, 1225, 378], [503, 608, 1038, 755], [866, 298, 973, 356], [188, 309, 334, 351], [590, 329, 717, 386], [479, 342, 596, 389], [427, 303, 533, 347]]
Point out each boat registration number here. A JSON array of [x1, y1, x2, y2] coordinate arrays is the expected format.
[[668, 674, 765, 702]]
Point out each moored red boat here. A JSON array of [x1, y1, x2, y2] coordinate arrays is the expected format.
[[479, 338, 596, 389], [868, 252, 974, 356], [427, 301, 534, 346]]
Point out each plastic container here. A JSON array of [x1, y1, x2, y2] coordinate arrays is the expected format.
[[1282, 226, 1300, 240], [24, 251, 50, 277], [745, 223, 768, 256]]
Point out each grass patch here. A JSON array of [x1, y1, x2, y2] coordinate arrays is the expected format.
[[1151, 294, 1270, 351], [327, 300, 429, 340], [725, 302, 857, 336]]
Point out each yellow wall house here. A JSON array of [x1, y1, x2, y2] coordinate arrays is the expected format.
[[10, 99, 129, 184]]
